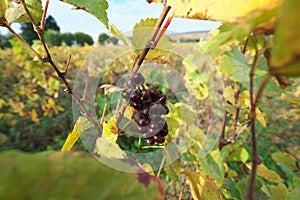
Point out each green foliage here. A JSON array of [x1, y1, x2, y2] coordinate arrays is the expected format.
[[44, 30, 62, 46], [98, 32, 109, 45], [60, 0, 109, 29], [0, 151, 164, 200], [44, 15, 60, 32], [74, 32, 94, 46]]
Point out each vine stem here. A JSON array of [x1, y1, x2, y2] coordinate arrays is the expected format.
[[246, 49, 271, 199], [17, 0, 101, 135], [116, 5, 171, 124]]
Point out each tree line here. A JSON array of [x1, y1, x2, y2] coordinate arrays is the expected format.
[[0, 15, 118, 48]]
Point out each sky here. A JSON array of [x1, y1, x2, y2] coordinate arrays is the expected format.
[[0, 0, 221, 41]]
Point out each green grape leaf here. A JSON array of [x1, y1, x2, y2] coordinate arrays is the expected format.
[[220, 45, 250, 84], [110, 24, 133, 48], [198, 150, 226, 185], [60, 0, 109, 29], [235, 176, 269, 199], [182, 170, 223, 200], [257, 164, 284, 183], [269, 0, 300, 77], [5, 0, 43, 24], [271, 152, 298, 172], [228, 147, 249, 164], [0, 151, 163, 200], [132, 18, 171, 60]]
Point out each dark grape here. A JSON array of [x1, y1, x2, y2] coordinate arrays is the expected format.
[[145, 138, 155, 146], [130, 89, 141, 103], [138, 118, 150, 127], [163, 105, 169, 114], [133, 111, 141, 123], [138, 125, 148, 133], [149, 88, 159, 101], [158, 95, 167, 104], [153, 134, 165, 144], [141, 89, 150, 99], [122, 89, 132, 100], [127, 79, 135, 89], [149, 122, 159, 130], [149, 103, 166, 117], [142, 108, 149, 116], [159, 128, 168, 137], [132, 73, 145, 86], [129, 101, 142, 110]]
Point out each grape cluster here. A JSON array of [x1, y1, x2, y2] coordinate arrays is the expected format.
[[122, 73, 169, 145]]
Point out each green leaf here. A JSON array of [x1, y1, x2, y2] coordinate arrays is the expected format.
[[132, 18, 171, 60], [235, 176, 269, 199], [110, 24, 133, 48], [0, 151, 163, 200], [270, 0, 300, 77], [271, 152, 298, 172], [198, 150, 226, 184], [219, 45, 250, 85], [182, 170, 223, 200], [5, 0, 42, 24], [0, 0, 7, 18], [228, 147, 249, 164], [60, 0, 109, 29]]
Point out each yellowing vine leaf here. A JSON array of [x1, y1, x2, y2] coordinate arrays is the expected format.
[[61, 117, 91, 151], [94, 117, 126, 158], [4, 0, 42, 24], [150, 0, 282, 33], [269, 0, 300, 77], [182, 171, 223, 200], [60, 0, 109, 29]]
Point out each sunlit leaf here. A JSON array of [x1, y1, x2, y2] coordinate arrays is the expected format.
[[270, 0, 300, 77], [5, 0, 43, 24], [261, 183, 288, 200], [100, 84, 122, 95], [256, 107, 266, 128], [257, 164, 284, 183], [271, 152, 298, 172], [228, 147, 249, 164], [94, 117, 126, 158], [61, 117, 91, 151], [132, 18, 171, 60], [0, 151, 163, 199], [60, 0, 109, 29], [110, 24, 133, 48], [30, 109, 39, 123], [182, 170, 223, 200]]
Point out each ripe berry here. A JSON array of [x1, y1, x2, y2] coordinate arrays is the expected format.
[[138, 118, 150, 127], [132, 73, 145, 86], [158, 95, 167, 104], [145, 138, 155, 146], [122, 89, 132, 100], [130, 89, 141, 103], [153, 134, 165, 144], [127, 79, 135, 89]]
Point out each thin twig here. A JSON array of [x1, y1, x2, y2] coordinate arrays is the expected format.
[[115, 5, 171, 124], [40, 0, 50, 30], [246, 46, 260, 200], [100, 103, 107, 126], [81, 80, 88, 102], [218, 110, 228, 150], [157, 155, 166, 178], [19, 0, 102, 135], [64, 54, 72, 74], [151, 16, 173, 49]]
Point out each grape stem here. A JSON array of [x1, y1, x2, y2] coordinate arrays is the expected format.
[[115, 5, 172, 124]]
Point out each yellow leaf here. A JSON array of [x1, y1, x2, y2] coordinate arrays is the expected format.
[[166, 0, 282, 24], [124, 105, 135, 120], [106, 117, 119, 135], [257, 164, 283, 183], [238, 90, 250, 109], [224, 86, 234, 104], [31, 109, 39, 123], [182, 171, 223, 200], [256, 107, 266, 128], [61, 117, 87, 151]]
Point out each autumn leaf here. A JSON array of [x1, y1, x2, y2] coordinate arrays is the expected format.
[[61, 117, 91, 151]]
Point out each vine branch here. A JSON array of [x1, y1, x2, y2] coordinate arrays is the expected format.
[[16, 0, 101, 135], [116, 5, 171, 124]]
